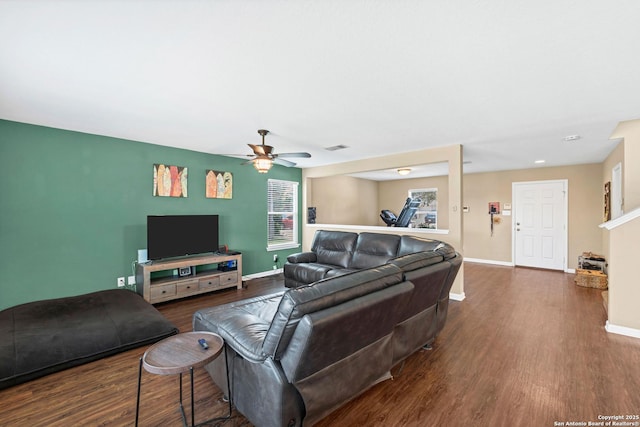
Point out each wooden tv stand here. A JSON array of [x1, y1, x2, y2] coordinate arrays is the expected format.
[[136, 253, 242, 304]]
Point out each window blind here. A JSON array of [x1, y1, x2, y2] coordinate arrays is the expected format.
[[267, 179, 298, 249]]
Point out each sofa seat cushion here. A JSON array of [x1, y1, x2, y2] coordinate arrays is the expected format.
[[193, 292, 284, 362], [0, 289, 178, 390]]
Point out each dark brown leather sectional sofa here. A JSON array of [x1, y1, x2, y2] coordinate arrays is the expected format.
[[193, 230, 462, 427], [284, 230, 457, 288]]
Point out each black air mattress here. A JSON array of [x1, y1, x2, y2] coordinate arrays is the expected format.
[[0, 289, 178, 389]]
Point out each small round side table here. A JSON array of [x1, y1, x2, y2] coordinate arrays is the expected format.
[[135, 331, 231, 427]]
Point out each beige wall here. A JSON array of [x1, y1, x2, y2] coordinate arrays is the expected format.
[[308, 175, 379, 225], [463, 164, 604, 270]]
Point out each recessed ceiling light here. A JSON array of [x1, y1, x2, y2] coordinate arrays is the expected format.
[[534, 160, 546, 164], [562, 135, 581, 142]]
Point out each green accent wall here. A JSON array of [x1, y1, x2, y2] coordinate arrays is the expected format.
[[0, 120, 302, 310]]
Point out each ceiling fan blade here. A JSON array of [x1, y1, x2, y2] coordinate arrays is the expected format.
[[275, 152, 311, 158], [248, 143, 266, 156], [240, 158, 256, 165], [273, 158, 297, 167]]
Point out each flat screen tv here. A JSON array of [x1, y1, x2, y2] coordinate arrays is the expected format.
[[147, 215, 219, 261]]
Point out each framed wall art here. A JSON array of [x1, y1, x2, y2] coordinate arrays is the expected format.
[[604, 181, 611, 222], [206, 170, 233, 199], [153, 164, 188, 197]]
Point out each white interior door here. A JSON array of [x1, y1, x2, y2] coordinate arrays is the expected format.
[[513, 180, 567, 271]]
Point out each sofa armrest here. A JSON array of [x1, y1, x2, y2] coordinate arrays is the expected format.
[[286, 251, 317, 263], [193, 292, 285, 363]]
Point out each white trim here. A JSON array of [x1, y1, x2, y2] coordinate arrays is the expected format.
[[599, 207, 640, 230], [464, 257, 514, 267], [449, 292, 466, 301], [565, 268, 576, 274], [267, 243, 300, 251], [243, 268, 283, 281], [305, 223, 450, 235], [605, 321, 640, 340]]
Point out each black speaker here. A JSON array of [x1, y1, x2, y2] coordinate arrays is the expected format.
[[307, 207, 316, 224]]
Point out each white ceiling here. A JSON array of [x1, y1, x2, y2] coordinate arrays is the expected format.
[[1, 1, 639, 177]]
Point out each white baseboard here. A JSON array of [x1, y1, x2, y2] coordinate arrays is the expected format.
[[464, 257, 514, 267], [243, 268, 283, 281], [605, 321, 640, 339], [465, 258, 578, 273], [449, 292, 466, 301]]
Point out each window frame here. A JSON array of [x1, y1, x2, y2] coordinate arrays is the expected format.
[[267, 179, 300, 250]]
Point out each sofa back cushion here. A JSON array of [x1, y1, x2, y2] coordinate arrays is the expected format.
[[350, 232, 401, 269], [310, 230, 358, 268], [262, 263, 404, 358]]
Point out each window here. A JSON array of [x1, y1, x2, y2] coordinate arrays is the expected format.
[[267, 179, 299, 250], [409, 188, 438, 228]]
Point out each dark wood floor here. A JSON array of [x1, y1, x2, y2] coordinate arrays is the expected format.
[[2, 263, 639, 426]]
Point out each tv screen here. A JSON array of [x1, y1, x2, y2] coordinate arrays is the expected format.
[[147, 215, 219, 260]]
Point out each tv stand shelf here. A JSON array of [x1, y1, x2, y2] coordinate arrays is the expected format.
[[136, 253, 242, 304]]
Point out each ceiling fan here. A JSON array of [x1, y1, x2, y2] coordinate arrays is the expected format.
[[242, 129, 311, 173]]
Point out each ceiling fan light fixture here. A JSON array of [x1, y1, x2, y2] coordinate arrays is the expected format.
[[397, 168, 412, 176], [254, 157, 273, 173], [243, 129, 311, 173]]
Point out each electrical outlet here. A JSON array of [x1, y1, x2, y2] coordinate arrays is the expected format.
[[117, 277, 125, 287], [273, 254, 279, 263], [127, 276, 136, 286]]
